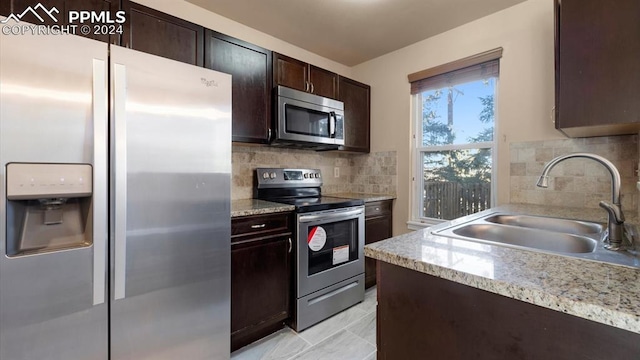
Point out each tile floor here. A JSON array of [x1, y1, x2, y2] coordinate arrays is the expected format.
[[231, 286, 377, 360]]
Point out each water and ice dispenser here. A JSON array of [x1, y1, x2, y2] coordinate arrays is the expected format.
[[5, 163, 93, 256]]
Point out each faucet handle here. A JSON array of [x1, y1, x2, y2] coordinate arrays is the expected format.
[[599, 201, 625, 223]]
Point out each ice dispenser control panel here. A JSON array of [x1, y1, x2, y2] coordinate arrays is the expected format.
[[6, 163, 92, 200]]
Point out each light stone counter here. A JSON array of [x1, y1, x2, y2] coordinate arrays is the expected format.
[[328, 192, 396, 203], [231, 199, 294, 218], [365, 204, 640, 334]]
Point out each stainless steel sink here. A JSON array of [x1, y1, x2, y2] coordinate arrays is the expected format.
[[431, 212, 640, 267], [451, 223, 597, 253], [483, 214, 604, 235], [432, 212, 604, 255]]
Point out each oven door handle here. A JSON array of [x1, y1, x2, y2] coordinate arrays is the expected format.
[[299, 208, 364, 223]]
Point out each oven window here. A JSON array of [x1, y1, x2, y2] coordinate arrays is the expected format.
[[307, 218, 358, 275], [285, 104, 330, 137]]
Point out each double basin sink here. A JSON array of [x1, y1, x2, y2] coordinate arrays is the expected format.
[[432, 211, 640, 267]]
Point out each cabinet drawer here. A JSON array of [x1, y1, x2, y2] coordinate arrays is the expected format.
[[365, 200, 392, 218], [232, 213, 291, 240]]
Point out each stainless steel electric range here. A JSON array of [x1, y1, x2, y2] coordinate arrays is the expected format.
[[255, 168, 365, 331]]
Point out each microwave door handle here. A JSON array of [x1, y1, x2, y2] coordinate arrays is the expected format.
[[329, 112, 336, 138]]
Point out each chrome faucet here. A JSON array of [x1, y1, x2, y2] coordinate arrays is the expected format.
[[537, 153, 625, 250]]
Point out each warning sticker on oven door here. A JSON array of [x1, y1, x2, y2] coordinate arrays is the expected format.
[[333, 245, 349, 265], [308, 226, 327, 251]]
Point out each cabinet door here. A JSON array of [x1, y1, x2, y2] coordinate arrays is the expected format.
[[0, 0, 119, 43], [121, 0, 204, 66], [365, 215, 392, 289], [273, 53, 308, 92], [309, 65, 338, 99], [206, 30, 272, 143], [556, 0, 640, 133], [339, 77, 371, 153], [231, 235, 290, 349], [364, 200, 392, 289]]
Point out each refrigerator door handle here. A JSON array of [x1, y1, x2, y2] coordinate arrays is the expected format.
[[92, 59, 108, 306], [113, 63, 128, 300]]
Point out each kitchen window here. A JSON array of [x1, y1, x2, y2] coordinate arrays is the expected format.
[[408, 49, 501, 226]]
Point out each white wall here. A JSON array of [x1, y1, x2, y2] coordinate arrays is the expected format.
[[352, 0, 563, 235], [133, 0, 352, 77]]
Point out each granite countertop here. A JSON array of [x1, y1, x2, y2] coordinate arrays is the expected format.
[[231, 193, 395, 217], [231, 199, 294, 218], [365, 204, 640, 334], [328, 192, 396, 203]]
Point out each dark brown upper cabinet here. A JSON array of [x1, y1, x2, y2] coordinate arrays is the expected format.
[[338, 76, 371, 153], [1, 0, 120, 44], [205, 30, 272, 143], [555, 0, 640, 137], [121, 0, 204, 66], [273, 53, 339, 99]]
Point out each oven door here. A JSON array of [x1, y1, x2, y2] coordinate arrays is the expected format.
[[276, 96, 345, 146], [297, 206, 364, 297]]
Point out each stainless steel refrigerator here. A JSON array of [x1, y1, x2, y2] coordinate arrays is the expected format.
[[0, 24, 232, 359]]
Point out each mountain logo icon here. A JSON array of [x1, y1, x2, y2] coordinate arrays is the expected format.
[[1, 3, 60, 24]]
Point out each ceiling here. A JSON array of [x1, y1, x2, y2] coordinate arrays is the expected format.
[[186, 0, 526, 66]]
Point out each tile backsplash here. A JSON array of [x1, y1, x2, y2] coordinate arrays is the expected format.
[[510, 135, 638, 211], [232, 145, 397, 200]]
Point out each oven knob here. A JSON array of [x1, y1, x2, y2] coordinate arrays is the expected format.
[[304, 173, 309, 179], [314, 173, 320, 178], [269, 172, 276, 179], [262, 172, 269, 179]]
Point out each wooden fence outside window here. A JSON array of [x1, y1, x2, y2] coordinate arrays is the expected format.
[[423, 181, 491, 220]]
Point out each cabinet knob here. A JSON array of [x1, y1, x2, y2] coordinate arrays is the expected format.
[[250, 224, 266, 229], [375, 207, 380, 211]]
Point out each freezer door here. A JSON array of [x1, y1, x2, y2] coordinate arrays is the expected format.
[[0, 25, 109, 359], [109, 45, 232, 360]]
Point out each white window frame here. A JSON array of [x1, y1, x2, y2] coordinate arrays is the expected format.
[[408, 82, 499, 230]]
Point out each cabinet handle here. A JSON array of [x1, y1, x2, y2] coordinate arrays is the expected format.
[[551, 106, 556, 125], [288, 237, 292, 253], [251, 224, 266, 229], [310, 82, 315, 94], [304, 81, 309, 92]]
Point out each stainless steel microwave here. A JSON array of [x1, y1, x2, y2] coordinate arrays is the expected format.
[[273, 85, 344, 150]]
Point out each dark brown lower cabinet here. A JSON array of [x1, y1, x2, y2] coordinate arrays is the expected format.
[[377, 261, 640, 359], [364, 200, 392, 289], [231, 212, 293, 352]]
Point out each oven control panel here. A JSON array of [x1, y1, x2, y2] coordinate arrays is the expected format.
[[256, 168, 322, 188]]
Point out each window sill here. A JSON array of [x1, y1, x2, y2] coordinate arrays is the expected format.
[[407, 218, 445, 231]]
